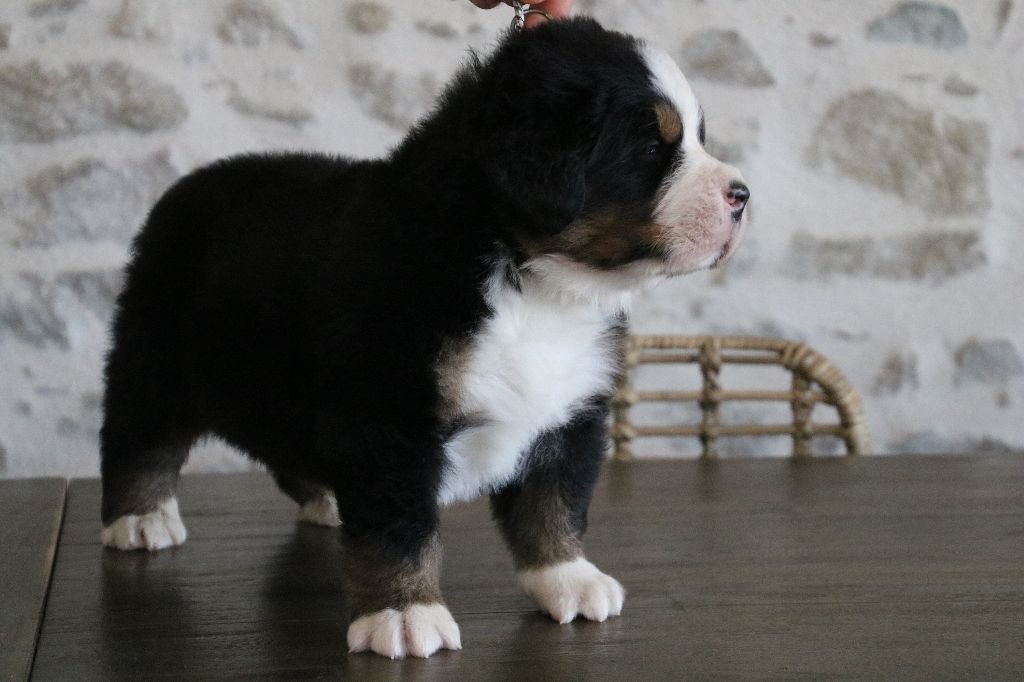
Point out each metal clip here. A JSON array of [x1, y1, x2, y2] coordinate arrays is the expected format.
[[510, 0, 553, 32]]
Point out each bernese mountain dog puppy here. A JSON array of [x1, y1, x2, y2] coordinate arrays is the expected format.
[[99, 18, 749, 659]]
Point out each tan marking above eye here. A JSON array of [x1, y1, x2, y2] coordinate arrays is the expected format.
[[653, 101, 682, 145]]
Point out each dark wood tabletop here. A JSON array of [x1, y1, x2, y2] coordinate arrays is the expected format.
[[20, 456, 1024, 680], [0, 478, 66, 682]]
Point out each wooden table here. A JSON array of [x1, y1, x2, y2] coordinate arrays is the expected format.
[[0, 479, 66, 682], [16, 456, 1024, 680]]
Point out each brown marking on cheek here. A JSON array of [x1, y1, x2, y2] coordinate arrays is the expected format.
[[651, 218, 683, 256], [654, 101, 683, 144], [547, 207, 669, 270], [342, 533, 444, 616]]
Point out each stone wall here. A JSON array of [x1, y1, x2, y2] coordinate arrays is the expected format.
[[1, 0, 1021, 477]]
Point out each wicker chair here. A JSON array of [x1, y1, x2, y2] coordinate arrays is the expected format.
[[611, 335, 871, 459]]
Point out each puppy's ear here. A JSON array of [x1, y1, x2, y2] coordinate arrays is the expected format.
[[478, 67, 597, 235], [480, 118, 588, 235]]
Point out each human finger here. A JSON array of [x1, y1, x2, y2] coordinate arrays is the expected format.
[[524, 0, 574, 27]]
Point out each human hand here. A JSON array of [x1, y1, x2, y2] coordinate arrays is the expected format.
[[468, 0, 574, 28]]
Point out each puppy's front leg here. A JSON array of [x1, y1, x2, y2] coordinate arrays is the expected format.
[[342, 529, 460, 658], [329, 424, 460, 659], [491, 406, 625, 623]]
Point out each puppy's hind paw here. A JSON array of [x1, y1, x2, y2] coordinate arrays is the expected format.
[[348, 603, 462, 659], [297, 492, 341, 527], [100, 497, 187, 551], [518, 557, 625, 624]]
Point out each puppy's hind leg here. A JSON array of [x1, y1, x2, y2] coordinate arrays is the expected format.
[[100, 429, 192, 552], [99, 339, 194, 551], [271, 470, 340, 527]]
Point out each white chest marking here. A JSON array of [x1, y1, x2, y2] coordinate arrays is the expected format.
[[437, 276, 619, 505]]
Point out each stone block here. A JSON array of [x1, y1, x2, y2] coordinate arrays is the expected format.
[[0, 60, 187, 143], [872, 352, 919, 396], [954, 338, 1024, 386], [809, 32, 839, 48], [0, 268, 124, 350], [996, 0, 1014, 36], [708, 319, 807, 342], [889, 431, 1024, 455], [110, 0, 172, 41], [348, 2, 392, 35], [680, 29, 774, 87], [217, 0, 303, 49], [227, 92, 312, 127], [0, 274, 68, 350], [807, 89, 990, 216], [55, 270, 123, 320], [788, 230, 986, 283], [704, 117, 759, 164], [415, 19, 459, 40], [942, 74, 979, 97], [348, 62, 439, 130], [27, 0, 85, 18], [866, 2, 968, 49], [7, 152, 178, 247]]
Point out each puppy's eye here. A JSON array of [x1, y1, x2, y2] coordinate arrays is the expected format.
[[640, 141, 661, 157]]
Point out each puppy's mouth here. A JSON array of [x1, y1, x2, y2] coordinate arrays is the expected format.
[[710, 212, 746, 269], [710, 238, 733, 269], [711, 225, 739, 269]]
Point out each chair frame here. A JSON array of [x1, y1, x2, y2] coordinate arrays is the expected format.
[[611, 335, 871, 460]]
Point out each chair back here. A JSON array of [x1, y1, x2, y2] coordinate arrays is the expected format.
[[611, 335, 871, 459]]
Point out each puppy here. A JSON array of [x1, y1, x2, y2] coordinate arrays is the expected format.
[[99, 18, 749, 659]]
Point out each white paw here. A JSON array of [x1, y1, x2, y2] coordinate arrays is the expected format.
[[297, 492, 341, 527], [518, 557, 625, 624], [347, 603, 462, 659], [100, 497, 187, 551]]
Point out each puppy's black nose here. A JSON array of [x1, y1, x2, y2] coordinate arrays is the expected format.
[[726, 181, 750, 211]]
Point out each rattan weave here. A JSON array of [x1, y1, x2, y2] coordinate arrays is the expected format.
[[611, 335, 871, 459]]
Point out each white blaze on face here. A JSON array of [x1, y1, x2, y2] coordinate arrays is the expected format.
[[641, 43, 749, 274]]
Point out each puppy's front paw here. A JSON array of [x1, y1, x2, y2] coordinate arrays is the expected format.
[[100, 497, 187, 551], [518, 557, 625, 624], [347, 603, 462, 659]]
